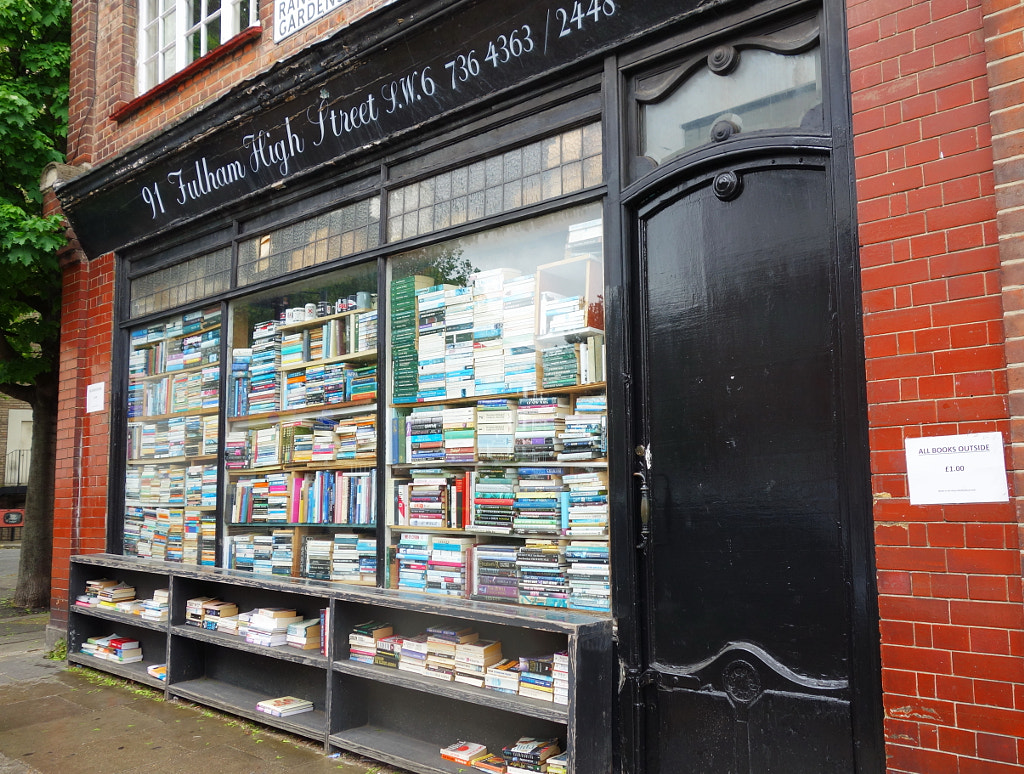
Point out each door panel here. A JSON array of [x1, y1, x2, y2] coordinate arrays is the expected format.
[[636, 157, 855, 771]]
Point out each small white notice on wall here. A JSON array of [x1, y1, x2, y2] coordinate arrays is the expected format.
[[86, 382, 105, 414], [904, 432, 1008, 505]]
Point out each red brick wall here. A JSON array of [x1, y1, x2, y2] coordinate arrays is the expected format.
[[52, 249, 114, 628], [848, 0, 1024, 770], [67, 0, 395, 167]]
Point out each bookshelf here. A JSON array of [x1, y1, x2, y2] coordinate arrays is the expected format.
[[386, 205, 611, 615], [69, 553, 612, 773], [124, 306, 223, 566], [222, 265, 380, 585]]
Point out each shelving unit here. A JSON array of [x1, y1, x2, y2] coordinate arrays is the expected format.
[[124, 307, 222, 566], [68, 553, 612, 773], [223, 288, 379, 585]]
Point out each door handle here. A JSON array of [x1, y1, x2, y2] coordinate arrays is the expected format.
[[634, 470, 650, 550]]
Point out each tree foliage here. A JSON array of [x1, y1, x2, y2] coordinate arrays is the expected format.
[[0, 0, 69, 382], [0, 0, 71, 609]]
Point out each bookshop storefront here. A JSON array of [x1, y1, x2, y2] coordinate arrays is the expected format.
[[57, 0, 883, 771]]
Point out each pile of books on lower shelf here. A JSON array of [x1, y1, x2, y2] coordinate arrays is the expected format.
[[439, 736, 563, 773], [255, 695, 314, 717], [79, 633, 142, 663], [347, 621, 569, 705]]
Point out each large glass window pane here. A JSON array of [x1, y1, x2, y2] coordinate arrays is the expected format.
[[642, 46, 822, 164], [124, 306, 223, 565], [224, 263, 380, 584], [386, 204, 611, 613]]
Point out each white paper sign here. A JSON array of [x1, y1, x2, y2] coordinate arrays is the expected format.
[[904, 432, 1008, 505], [86, 382, 105, 414]]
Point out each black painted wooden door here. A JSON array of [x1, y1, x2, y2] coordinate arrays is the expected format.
[[633, 155, 857, 773]]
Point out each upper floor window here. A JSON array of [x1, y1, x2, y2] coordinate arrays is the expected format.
[[138, 0, 259, 93]]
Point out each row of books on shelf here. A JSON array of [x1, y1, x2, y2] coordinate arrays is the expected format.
[[127, 415, 219, 460], [228, 316, 376, 417], [229, 469, 376, 525], [130, 307, 222, 348], [395, 394, 607, 465], [226, 531, 377, 583], [127, 366, 219, 418], [279, 309, 376, 366], [394, 534, 610, 612], [75, 581, 169, 622], [224, 413, 376, 469], [123, 507, 217, 565], [395, 467, 607, 537], [185, 599, 325, 650], [348, 620, 570, 704], [126, 463, 218, 508], [129, 308, 221, 374], [391, 268, 603, 404], [78, 632, 144, 664], [440, 737, 566, 773]]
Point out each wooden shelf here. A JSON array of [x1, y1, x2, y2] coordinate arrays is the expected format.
[[280, 348, 377, 371], [128, 405, 220, 422], [227, 398, 377, 426], [392, 383, 605, 410], [170, 677, 327, 741], [334, 659, 568, 723], [129, 360, 217, 383], [68, 554, 612, 773]]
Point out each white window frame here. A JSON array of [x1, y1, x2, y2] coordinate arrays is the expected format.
[[137, 0, 259, 94]]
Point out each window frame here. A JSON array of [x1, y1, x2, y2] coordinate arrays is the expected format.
[[137, 0, 259, 94]]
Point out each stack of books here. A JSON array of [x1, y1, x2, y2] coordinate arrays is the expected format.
[[374, 634, 403, 668], [286, 618, 322, 650], [546, 751, 569, 774], [331, 533, 360, 582], [246, 608, 303, 647], [416, 284, 453, 401], [397, 633, 429, 675], [516, 539, 569, 609], [141, 588, 169, 622], [442, 406, 477, 462], [515, 397, 570, 462], [425, 624, 478, 681], [502, 274, 538, 392], [484, 658, 521, 695], [454, 639, 503, 687], [472, 543, 519, 603], [255, 696, 314, 717], [396, 532, 430, 592], [80, 633, 142, 664], [392, 277, 433, 403], [476, 398, 517, 460], [471, 268, 518, 396], [558, 402, 607, 461], [564, 471, 609, 538], [426, 534, 475, 597], [303, 536, 333, 580], [553, 651, 570, 705], [247, 321, 281, 414], [406, 406, 446, 463], [513, 468, 566, 535], [185, 596, 215, 626], [440, 741, 490, 766], [541, 343, 581, 389], [444, 286, 475, 398], [517, 655, 555, 702], [201, 600, 239, 630], [348, 621, 394, 664], [501, 737, 562, 774], [565, 540, 610, 612], [472, 469, 516, 534]]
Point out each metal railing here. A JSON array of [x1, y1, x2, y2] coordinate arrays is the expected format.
[[4, 449, 29, 487]]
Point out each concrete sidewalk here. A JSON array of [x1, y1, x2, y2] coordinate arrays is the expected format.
[[0, 546, 404, 774]]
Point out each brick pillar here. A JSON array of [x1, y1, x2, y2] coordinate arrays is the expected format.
[[43, 164, 113, 633], [847, 0, 1024, 769]]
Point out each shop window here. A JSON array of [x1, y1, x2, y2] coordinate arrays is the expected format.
[[138, 0, 259, 93], [387, 124, 603, 243], [237, 197, 381, 287], [130, 246, 231, 317], [633, 16, 822, 170], [387, 203, 610, 611], [221, 262, 380, 577]]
